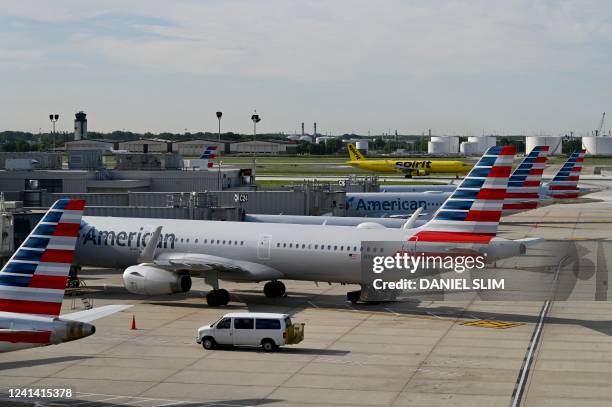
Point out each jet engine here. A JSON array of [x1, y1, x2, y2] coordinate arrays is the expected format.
[[122, 265, 192, 296], [482, 237, 529, 262]]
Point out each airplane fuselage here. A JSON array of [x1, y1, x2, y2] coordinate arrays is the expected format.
[[0, 312, 95, 353], [74, 216, 503, 285]]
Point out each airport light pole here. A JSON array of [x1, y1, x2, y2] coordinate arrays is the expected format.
[[216, 111, 222, 143], [251, 110, 261, 184], [49, 114, 59, 150]]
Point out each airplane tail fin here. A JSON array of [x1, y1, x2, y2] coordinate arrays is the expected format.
[[503, 145, 549, 211], [548, 149, 586, 199], [347, 144, 365, 161], [0, 199, 85, 316], [411, 146, 516, 243], [200, 145, 218, 168]]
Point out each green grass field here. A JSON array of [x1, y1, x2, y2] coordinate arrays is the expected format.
[[256, 179, 449, 188]]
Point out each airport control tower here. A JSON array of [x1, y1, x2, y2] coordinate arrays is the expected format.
[[74, 111, 87, 141]]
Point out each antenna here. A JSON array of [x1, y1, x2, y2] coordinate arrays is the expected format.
[[597, 112, 606, 136]]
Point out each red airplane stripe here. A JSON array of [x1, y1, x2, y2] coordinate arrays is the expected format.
[[476, 189, 507, 200], [464, 210, 501, 222], [488, 166, 512, 177], [28, 275, 68, 290], [409, 231, 495, 243], [53, 223, 80, 237], [0, 299, 61, 315], [0, 331, 51, 344], [64, 199, 85, 211], [40, 249, 74, 264]]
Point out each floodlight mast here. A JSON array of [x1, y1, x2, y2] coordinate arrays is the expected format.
[[49, 114, 59, 150]]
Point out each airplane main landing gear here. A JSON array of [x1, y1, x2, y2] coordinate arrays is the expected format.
[[264, 281, 286, 298], [206, 289, 230, 307], [347, 290, 361, 304]]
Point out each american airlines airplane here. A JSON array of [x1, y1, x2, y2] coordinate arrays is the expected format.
[[380, 148, 587, 197], [74, 146, 540, 306], [246, 145, 553, 226], [0, 199, 130, 353]]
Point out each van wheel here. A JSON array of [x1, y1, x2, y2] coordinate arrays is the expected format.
[[261, 339, 276, 352], [202, 337, 216, 350]]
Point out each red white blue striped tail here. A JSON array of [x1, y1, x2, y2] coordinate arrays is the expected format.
[[410, 145, 516, 243], [200, 146, 218, 160], [548, 149, 585, 199], [0, 199, 85, 316], [503, 145, 549, 211]]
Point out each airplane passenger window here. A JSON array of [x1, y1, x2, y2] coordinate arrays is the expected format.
[[223, 240, 226, 244], [241, 241, 244, 245], [195, 239, 198, 243], [353, 246, 357, 251], [315, 244, 318, 249], [308, 244, 311, 249], [366, 247, 371, 252], [217, 240, 220, 244], [283, 243, 287, 247], [289, 243, 293, 248], [186, 239, 190, 243], [234, 241, 238, 245], [334, 245, 337, 250], [180, 238, 184, 243], [327, 245, 331, 250], [340, 246, 344, 251], [277, 243, 280, 247], [302, 244, 305, 249]]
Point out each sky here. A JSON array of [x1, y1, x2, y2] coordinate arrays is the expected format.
[[1, 0, 611, 136]]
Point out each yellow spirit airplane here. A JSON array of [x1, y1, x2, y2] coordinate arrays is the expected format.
[[346, 143, 472, 177]]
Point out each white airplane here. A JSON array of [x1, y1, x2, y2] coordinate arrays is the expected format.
[[74, 146, 540, 306], [244, 145, 552, 226], [381, 148, 587, 199], [0, 199, 130, 353]]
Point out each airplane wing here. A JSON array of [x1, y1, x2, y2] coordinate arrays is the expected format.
[[61, 305, 132, 323], [153, 252, 283, 280]]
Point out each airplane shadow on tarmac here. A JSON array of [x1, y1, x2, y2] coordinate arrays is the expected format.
[[79, 240, 612, 336], [0, 355, 92, 371]]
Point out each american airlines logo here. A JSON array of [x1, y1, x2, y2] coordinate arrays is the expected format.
[[82, 227, 176, 249], [347, 197, 427, 211]]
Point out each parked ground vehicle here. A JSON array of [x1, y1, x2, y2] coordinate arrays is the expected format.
[[196, 312, 304, 351]]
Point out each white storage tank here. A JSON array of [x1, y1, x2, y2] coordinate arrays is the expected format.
[[428, 136, 459, 154], [582, 136, 612, 156], [355, 140, 369, 153], [299, 135, 313, 143], [526, 136, 562, 156], [428, 141, 447, 154], [460, 141, 481, 155]]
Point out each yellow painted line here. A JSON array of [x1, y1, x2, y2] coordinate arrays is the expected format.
[[461, 320, 524, 329]]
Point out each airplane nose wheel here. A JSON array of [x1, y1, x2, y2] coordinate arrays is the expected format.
[[264, 281, 286, 298], [206, 289, 230, 306]]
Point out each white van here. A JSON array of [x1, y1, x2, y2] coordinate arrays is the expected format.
[[196, 312, 304, 351]]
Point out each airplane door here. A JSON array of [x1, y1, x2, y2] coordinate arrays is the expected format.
[[257, 235, 271, 260]]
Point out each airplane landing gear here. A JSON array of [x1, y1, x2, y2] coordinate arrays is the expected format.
[[264, 281, 286, 298], [347, 290, 361, 304], [206, 289, 230, 307]]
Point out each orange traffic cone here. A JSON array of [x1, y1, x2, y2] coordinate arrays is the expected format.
[[131, 315, 137, 330]]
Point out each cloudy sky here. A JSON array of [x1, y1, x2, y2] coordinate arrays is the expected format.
[[1, 0, 611, 135]]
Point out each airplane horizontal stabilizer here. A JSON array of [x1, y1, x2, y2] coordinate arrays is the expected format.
[[61, 304, 132, 323]]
